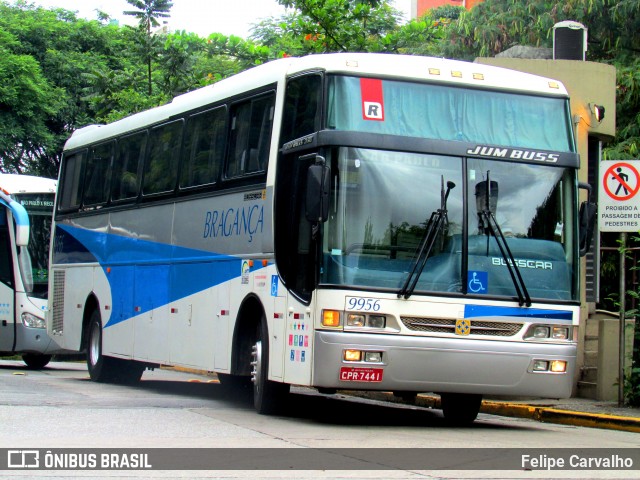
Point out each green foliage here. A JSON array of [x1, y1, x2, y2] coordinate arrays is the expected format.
[[124, 0, 175, 95], [0, 29, 61, 173], [276, 0, 403, 52], [124, 0, 173, 34], [1, 0, 639, 185], [624, 367, 640, 407]]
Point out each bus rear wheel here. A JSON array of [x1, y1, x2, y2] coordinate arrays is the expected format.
[[22, 353, 51, 370], [86, 310, 143, 384], [251, 317, 289, 414], [440, 393, 482, 425]]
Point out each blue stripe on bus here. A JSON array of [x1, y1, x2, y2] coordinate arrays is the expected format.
[[464, 304, 573, 320], [56, 224, 265, 328]]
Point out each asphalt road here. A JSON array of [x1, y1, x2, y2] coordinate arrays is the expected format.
[[0, 359, 638, 479]]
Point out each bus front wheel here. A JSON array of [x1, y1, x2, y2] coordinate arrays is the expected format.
[[22, 354, 51, 370], [440, 393, 482, 425], [251, 318, 289, 414], [87, 310, 143, 384]]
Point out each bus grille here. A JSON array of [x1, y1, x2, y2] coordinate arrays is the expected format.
[[400, 317, 522, 337], [51, 270, 65, 335]]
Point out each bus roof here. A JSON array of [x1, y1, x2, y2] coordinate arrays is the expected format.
[[0, 174, 57, 195], [65, 53, 570, 151]]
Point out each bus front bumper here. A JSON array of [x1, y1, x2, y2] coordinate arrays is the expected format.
[[312, 330, 576, 398], [15, 323, 65, 355]]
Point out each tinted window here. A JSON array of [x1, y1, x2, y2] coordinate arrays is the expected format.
[[83, 142, 113, 206], [282, 74, 322, 144], [226, 93, 275, 178], [181, 107, 226, 189], [58, 151, 86, 211], [143, 120, 183, 195], [112, 131, 147, 202]]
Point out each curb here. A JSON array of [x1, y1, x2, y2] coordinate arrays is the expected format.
[[481, 400, 640, 433], [343, 391, 640, 433], [162, 368, 640, 433]]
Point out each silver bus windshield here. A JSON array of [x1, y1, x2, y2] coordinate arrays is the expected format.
[[321, 148, 578, 302]]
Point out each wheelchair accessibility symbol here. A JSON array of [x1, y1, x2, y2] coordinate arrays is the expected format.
[[467, 271, 487, 293]]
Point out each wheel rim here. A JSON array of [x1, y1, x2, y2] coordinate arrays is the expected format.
[[251, 339, 263, 394], [89, 323, 100, 367]]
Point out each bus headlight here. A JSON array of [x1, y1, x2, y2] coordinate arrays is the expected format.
[[524, 324, 572, 341], [531, 326, 550, 339], [346, 313, 386, 329], [22, 312, 45, 329], [346, 314, 365, 327], [367, 315, 386, 329], [551, 326, 569, 340]]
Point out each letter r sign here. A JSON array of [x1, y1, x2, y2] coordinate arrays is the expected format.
[[364, 102, 383, 120], [360, 78, 385, 121]]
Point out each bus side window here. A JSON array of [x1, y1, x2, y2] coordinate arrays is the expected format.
[[143, 120, 183, 195], [112, 131, 147, 202], [58, 151, 86, 212], [83, 141, 114, 207], [181, 106, 226, 189], [226, 92, 275, 178], [281, 74, 322, 144]]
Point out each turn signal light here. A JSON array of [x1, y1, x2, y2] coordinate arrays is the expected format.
[[322, 310, 341, 327]]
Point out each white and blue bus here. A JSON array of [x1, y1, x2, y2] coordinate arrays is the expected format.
[[48, 53, 594, 423], [0, 173, 65, 368]]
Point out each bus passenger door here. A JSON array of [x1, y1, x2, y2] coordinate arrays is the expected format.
[[0, 210, 16, 352]]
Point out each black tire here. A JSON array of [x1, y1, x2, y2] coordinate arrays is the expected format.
[[251, 317, 289, 414], [217, 372, 252, 390], [440, 393, 482, 425], [22, 354, 52, 370], [86, 310, 144, 384]]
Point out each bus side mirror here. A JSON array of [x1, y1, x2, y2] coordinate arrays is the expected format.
[[15, 225, 29, 247], [305, 157, 330, 223], [578, 182, 596, 257], [1, 191, 30, 246]]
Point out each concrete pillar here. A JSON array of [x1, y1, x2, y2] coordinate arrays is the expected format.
[[597, 318, 635, 401]]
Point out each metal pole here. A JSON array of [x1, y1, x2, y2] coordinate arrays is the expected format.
[[619, 232, 626, 407]]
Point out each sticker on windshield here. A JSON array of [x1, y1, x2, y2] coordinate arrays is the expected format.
[[360, 78, 385, 121], [467, 270, 488, 294]]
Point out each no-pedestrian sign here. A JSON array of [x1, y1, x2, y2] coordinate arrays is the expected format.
[[598, 160, 640, 232]]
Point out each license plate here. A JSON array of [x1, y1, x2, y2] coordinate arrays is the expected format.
[[339, 367, 383, 382]]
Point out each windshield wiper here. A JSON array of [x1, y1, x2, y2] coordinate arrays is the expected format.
[[398, 178, 455, 299], [476, 172, 531, 307]]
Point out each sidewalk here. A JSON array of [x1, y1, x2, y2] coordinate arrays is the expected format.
[[341, 390, 640, 433]]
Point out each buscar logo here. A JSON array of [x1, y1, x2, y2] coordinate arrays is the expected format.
[[455, 319, 471, 336]]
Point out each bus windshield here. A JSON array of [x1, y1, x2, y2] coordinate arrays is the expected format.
[[14, 193, 54, 298], [321, 148, 578, 302], [327, 75, 574, 153]]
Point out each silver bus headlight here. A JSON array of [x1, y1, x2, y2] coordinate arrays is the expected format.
[[22, 312, 46, 329]]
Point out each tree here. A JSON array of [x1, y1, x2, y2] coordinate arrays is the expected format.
[[0, 29, 60, 173], [438, 0, 640, 163], [276, 0, 402, 52], [124, 0, 174, 95]]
